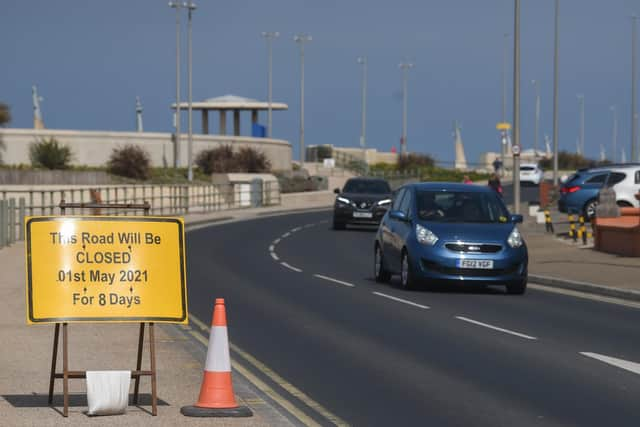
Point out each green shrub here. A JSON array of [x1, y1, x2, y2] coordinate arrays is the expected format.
[[29, 137, 73, 169], [235, 147, 271, 173], [0, 103, 10, 127], [107, 145, 151, 180], [398, 153, 435, 170], [538, 151, 608, 170], [195, 145, 236, 174], [195, 146, 271, 174]]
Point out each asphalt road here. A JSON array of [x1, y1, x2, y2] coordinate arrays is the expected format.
[[186, 210, 640, 426]]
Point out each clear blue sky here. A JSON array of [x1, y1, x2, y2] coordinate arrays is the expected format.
[[2, 0, 639, 164]]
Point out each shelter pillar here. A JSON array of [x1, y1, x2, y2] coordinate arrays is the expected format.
[[251, 110, 258, 125], [202, 110, 209, 134], [233, 110, 240, 136], [219, 110, 227, 135]]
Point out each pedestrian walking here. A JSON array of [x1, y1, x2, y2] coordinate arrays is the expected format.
[[488, 173, 503, 197], [463, 175, 473, 184]]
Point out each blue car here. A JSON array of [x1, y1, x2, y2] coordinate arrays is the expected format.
[[374, 183, 528, 294], [558, 167, 626, 218]]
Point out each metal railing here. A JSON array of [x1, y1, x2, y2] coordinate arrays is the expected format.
[[0, 181, 281, 248]]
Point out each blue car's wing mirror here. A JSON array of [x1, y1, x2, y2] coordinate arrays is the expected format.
[[510, 214, 524, 224], [389, 210, 408, 222]]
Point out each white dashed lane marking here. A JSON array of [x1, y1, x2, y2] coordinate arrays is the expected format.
[[372, 292, 430, 309], [455, 316, 537, 340], [281, 262, 302, 273], [313, 274, 356, 288], [580, 352, 640, 376]]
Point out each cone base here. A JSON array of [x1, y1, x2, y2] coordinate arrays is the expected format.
[[180, 405, 253, 418]]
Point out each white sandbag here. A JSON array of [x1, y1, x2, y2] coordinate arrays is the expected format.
[[86, 370, 131, 416]]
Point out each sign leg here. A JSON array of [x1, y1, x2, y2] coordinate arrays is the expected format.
[[133, 323, 145, 405], [48, 323, 60, 405], [149, 322, 158, 416], [62, 323, 69, 417]]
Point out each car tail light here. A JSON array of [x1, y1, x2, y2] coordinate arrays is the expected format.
[[560, 185, 581, 194]]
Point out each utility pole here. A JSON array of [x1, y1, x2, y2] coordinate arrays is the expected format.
[[531, 80, 540, 156], [262, 32, 279, 138], [552, 0, 560, 185], [399, 61, 414, 157], [294, 34, 311, 164], [632, 16, 639, 162], [358, 56, 368, 174], [169, 1, 182, 168], [502, 33, 510, 169], [611, 105, 618, 163], [186, 1, 196, 182], [513, 0, 521, 214], [577, 94, 584, 158]]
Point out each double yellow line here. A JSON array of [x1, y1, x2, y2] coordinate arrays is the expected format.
[[187, 313, 348, 427]]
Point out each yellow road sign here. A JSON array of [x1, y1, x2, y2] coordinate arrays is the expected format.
[[25, 216, 188, 324], [496, 122, 512, 130]]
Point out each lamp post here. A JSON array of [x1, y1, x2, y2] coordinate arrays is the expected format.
[[611, 105, 618, 163], [262, 32, 279, 138], [185, 1, 196, 182], [502, 33, 510, 169], [399, 61, 414, 157], [632, 15, 639, 162], [513, 0, 521, 215], [294, 34, 311, 164], [357, 56, 368, 174], [552, 0, 560, 185], [531, 79, 540, 157], [169, 1, 182, 168], [577, 94, 584, 157]]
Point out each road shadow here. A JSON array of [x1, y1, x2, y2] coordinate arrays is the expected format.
[[2, 393, 169, 408], [364, 277, 509, 295], [328, 225, 378, 233]]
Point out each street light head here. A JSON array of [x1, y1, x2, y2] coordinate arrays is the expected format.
[[294, 33, 312, 43], [183, 1, 197, 10], [168, 1, 180, 7], [357, 56, 366, 64]]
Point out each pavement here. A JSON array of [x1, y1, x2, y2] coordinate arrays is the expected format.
[[1, 193, 640, 425]]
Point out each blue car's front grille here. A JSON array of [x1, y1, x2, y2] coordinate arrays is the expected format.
[[444, 243, 502, 253], [421, 259, 519, 277]]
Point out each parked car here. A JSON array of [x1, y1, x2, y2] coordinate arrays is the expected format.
[[558, 164, 640, 218], [374, 183, 528, 294], [519, 163, 543, 185], [333, 178, 392, 229]]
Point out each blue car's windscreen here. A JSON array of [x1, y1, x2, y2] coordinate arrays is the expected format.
[[416, 191, 509, 223], [343, 180, 391, 194]]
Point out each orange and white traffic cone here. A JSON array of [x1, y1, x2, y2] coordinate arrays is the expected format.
[[181, 298, 252, 417]]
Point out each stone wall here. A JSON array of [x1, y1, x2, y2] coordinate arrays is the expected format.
[[0, 128, 292, 171]]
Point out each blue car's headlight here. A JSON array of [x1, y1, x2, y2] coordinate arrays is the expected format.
[[507, 226, 523, 248], [377, 198, 392, 206], [337, 196, 351, 205], [416, 224, 438, 245]]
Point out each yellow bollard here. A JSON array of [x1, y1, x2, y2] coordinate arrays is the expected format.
[[544, 209, 554, 233]]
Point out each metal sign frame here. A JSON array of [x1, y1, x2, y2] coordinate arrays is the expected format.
[[44, 201, 164, 417]]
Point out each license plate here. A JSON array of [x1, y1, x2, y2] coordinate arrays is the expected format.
[[353, 212, 373, 218], [457, 259, 494, 269]]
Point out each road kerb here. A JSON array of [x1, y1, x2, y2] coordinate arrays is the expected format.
[[529, 274, 640, 303]]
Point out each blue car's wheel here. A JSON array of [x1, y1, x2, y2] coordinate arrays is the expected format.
[[400, 249, 417, 290], [506, 278, 527, 295], [374, 244, 391, 283]]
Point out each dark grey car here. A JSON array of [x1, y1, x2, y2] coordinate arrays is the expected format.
[[333, 178, 392, 229]]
